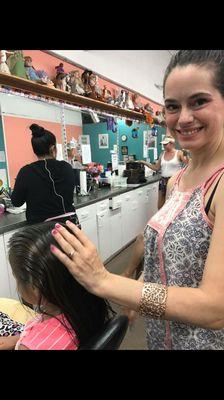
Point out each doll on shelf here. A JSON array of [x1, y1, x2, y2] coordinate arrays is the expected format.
[[24, 56, 54, 86], [7, 50, 28, 79], [69, 70, 85, 95], [89, 73, 102, 100], [102, 85, 114, 104], [55, 63, 65, 76], [124, 91, 134, 110], [154, 110, 166, 126], [54, 72, 71, 92], [114, 89, 126, 108], [81, 69, 93, 96], [132, 93, 144, 112], [0, 50, 12, 74]]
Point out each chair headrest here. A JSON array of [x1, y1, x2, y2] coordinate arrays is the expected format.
[[78, 315, 129, 350]]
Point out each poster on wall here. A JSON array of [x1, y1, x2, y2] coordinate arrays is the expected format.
[[143, 130, 149, 158], [111, 152, 118, 171], [99, 134, 109, 149], [0, 169, 8, 189], [81, 135, 90, 145]]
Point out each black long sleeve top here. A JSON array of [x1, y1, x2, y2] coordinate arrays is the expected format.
[[11, 159, 76, 224]]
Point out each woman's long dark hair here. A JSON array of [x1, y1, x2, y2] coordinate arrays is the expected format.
[[8, 221, 115, 347]]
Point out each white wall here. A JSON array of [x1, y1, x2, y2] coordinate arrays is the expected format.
[[51, 50, 175, 104], [0, 92, 82, 125]]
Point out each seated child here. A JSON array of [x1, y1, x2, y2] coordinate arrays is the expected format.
[[7, 221, 114, 350]]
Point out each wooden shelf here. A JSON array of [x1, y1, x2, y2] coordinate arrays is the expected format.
[[0, 73, 146, 121]]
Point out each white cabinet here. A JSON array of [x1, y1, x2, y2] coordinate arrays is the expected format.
[[150, 182, 159, 216], [109, 195, 123, 256], [76, 204, 99, 250], [3, 229, 19, 300], [121, 192, 136, 246], [0, 235, 11, 298], [96, 199, 111, 262]]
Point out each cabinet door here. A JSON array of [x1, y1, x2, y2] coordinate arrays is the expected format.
[[76, 204, 98, 250], [96, 199, 111, 262], [151, 182, 159, 216], [96, 210, 111, 262], [0, 235, 11, 298], [109, 195, 123, 256], [3, 230, 19, 300]]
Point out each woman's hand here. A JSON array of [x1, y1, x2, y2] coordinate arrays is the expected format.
[[0, 335, 20, 350], [51, 221, 109, 295]]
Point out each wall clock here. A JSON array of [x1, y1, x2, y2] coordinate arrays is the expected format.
[[121, 134, 127, 142]]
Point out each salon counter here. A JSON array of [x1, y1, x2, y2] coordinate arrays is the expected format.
[[0, 174, 160, 235]]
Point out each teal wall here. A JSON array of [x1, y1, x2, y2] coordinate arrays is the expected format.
[[83, 120, 166, 168], [0, 116, 9, 188]]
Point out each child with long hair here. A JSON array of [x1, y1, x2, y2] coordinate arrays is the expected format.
[[7, 221, 114, 350]]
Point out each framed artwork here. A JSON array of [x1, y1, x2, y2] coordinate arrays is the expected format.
[[99, 133, 109, 149], [132, 128, 139, 139], [121, 146, 128, 155]]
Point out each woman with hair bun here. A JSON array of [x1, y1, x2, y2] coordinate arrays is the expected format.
[[11, 124, 79, 225]]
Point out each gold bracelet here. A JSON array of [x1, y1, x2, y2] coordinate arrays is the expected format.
[[139, 282, 168, 318]]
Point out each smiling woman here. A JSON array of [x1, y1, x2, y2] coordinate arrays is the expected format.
[[50, 51, 224, 350]]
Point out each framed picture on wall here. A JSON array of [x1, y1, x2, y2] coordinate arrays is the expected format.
[[121, 146, 128, 155], [99, 134, 109, 149]]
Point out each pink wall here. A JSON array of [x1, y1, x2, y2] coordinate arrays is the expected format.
[[23, 50, 162, 113], [3, 115, 82, 188]]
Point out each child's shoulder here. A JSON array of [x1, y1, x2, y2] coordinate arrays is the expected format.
[[19, 314, 79, 350]]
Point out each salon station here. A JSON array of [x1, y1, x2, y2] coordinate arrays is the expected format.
[[0, 50, 169, 301]]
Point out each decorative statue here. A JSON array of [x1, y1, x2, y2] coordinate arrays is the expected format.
[[0, 50, 12, 74], [69, 70, 85, 95], [7, 50, 28, 79], [24, 56, 54, 86], [124, 91, 134, 110], [81, 69, 92, 96], [55, 63, 65, 75]]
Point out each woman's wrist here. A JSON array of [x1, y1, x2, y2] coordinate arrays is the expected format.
[[139, 282, 168, 318]]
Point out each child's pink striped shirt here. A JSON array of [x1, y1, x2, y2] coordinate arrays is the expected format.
[[15, 314, 79, 350]]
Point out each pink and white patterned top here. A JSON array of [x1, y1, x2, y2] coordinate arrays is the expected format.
[[143, 163, 224, 350], [15, 313, 79, 350]]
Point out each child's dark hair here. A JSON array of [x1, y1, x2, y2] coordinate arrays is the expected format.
[[163, 50, 224, 98], [8, 222, 115, 347], [29, 123, 56, 157]]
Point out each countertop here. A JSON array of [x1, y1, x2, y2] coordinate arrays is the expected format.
[[0, 175, 160, 235]]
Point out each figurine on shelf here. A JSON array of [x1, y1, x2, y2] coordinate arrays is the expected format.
[[132, 93, 144, 112], [144, 102, 154, 114], [89, 73, 102, 100], [124, 91, 134, 110], [102, 85, 114, 104], [7, 50, 28, 79], [55, 63, 65, 76], [24, 56, 54, 86], [69, 70, 85, 95], [154, 110, 166, 126], [81, 69, 93, 96], [114, 89, 126, 108], [0, 50, 12, 74], [54, 72, 71, 92]]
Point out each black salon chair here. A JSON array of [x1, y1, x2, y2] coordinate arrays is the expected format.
[[78, 315, 129, 350]]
